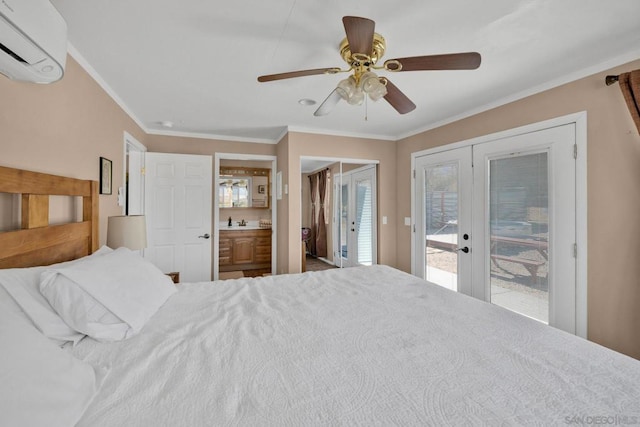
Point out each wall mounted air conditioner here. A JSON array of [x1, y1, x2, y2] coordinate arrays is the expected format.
[[0, 0, 67, 83]]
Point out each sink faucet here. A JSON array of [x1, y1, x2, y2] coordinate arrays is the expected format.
[[238, 219, 247, 226]]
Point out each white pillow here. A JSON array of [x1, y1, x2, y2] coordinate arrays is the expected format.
[[0, 308, 105, 427], [0, 246, 113, 345], [40, 247, 177, 342]]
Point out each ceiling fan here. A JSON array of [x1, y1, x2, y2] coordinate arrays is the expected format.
[[257, 16, 481, 116]]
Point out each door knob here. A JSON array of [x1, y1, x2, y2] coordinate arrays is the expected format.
[[198, 233, 210, 239], [456, 246, 469, 253]]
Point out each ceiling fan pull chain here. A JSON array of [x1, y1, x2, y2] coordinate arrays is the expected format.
[[365, 96, 368, 121]]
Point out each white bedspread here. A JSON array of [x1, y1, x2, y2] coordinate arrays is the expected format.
[[73, 265, 640, 426]]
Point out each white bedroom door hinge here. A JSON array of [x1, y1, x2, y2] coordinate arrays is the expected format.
[[573, 144, 578, 159], [413, 169, 416, 179], [573, 243, 578, 258]]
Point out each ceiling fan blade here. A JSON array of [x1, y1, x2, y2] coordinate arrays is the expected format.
[[342, 16, 375, 56], [385, 52, 481, 72], [314, 89, 342, 117], [257, 68, 337, 82], [383, 79, 416, 114]]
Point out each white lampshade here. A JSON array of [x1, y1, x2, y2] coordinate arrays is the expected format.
[[361, 71, 387, 101], [107, 215, 147, 250], [336, 76, 357, 100]]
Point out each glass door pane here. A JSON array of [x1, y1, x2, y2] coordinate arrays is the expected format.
[[424, 162, 459, 291], [336, 165, 377, 268], [340, 181, 349, 265], [355, 175, 373, 265], [472, 124, 577, 334], [489, 153, 549, 323], [415, 146, 472, 293]]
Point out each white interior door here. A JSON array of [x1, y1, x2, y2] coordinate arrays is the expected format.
[[144, 153, 212, 282], [414, 147, 472, 293]]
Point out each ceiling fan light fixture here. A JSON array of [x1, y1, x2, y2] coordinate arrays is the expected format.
[[361, 71, 387, 101], [367, 83, 387, 101], [360, 72, 377, 90], [347, 87, 364, 105], [336, 76, 357, 100]]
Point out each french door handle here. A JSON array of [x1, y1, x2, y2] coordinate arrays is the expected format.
[[456, 246, 469, 253], [198, 233, 210, 239]]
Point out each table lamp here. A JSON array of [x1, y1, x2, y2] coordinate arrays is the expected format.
[[106, 215, 147, 250]]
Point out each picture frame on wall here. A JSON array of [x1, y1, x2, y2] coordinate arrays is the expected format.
[[100, 157, 112, 195]]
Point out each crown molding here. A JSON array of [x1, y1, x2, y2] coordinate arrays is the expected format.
[[287, 125, 394, 141], [397, 49, 640, 141]]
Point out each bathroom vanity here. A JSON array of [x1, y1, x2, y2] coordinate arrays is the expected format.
[[219, 227, 272, 272]]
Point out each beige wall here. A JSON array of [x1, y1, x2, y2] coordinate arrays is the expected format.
[[275, 133, 289, 274], [145, 135, 276, 157], [0, 56, 146, 243], [396, 59, 640, 359]]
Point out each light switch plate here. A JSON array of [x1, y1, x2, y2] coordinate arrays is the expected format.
[[117, 187, 125, 206], [404, 217, 411, 226]]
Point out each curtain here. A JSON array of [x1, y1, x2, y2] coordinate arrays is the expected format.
[[619, 70, 640, 135], [308, 173, 318, 256], [316, 169, 328, 258]]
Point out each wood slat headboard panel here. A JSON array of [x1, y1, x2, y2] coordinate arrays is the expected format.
[[0, 166, 99, 269]]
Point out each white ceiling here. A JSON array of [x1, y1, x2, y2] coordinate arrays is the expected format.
[[51, 0, 640, 143]]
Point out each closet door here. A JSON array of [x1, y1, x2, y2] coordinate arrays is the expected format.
[[334, 165, 377, 268], [352, 166, 377, 266]]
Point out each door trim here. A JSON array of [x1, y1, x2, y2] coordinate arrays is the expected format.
[[333, 164, 378, 268], [122, 132, 147, 215], [301, 156, 380, 269], [214, 153, 277, 280], [410, 111, 587, 338]]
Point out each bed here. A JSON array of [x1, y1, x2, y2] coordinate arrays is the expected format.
[[1, 166, 640, 426]]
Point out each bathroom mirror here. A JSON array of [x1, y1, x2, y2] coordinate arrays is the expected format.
[[219, 167, 270, 209]]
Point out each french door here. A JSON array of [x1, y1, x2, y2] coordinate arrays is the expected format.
[[334, 165, 377, 268], [414, 147, 472, 293], [414, 123, 579, 335]]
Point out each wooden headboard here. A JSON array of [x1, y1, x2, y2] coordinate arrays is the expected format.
[[0, 166, 99, 269]]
